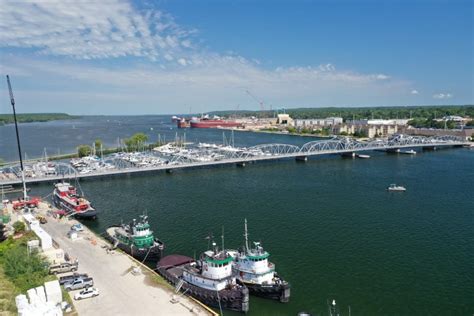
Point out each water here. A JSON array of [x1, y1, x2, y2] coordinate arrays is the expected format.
[[2, 117, 473, 315]]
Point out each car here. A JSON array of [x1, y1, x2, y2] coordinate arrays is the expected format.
[[71, 223, 84, 232], [36, 215, 47, 224], [74, 287, 99, 300], [64, 277, 94, 291], [49, 261, 79, 274], [59, 273, 89, 285]]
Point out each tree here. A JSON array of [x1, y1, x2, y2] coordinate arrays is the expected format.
[[94, 139, 103, 152], [124, 133, 149, 151], [2, 242, 49, 292], [77, 145, 92, 157], [12, 221, 26, 234]]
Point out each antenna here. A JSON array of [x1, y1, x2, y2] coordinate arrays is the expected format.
[[6, 75, 28, 201], [221, 226, 225, 252], [244, 218, 249, 252]]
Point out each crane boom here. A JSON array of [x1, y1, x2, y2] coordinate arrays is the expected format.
[[6, 75, 28, 201], [245, 90, 265, 112]]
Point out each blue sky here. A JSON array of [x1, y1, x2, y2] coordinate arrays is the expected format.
[[0, 0, 472, 115]]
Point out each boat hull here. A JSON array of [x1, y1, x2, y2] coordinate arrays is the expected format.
[[241, 280, 290, 302], [53, 194, 99, 219], [157, 255, 249, 313], [190, 120, 242, 128], [104, 226, 163, 262]]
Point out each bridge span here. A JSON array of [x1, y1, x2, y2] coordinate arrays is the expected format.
[[0, 135, 469, 186]]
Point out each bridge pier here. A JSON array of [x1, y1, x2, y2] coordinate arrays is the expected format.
[[165, 169, 173, 174], [386, 148, 400, 153], [423, 146, 437, 151], [340, 152, 355, 158], [295, 156, 308, 162], [236, 162, 246, 167]]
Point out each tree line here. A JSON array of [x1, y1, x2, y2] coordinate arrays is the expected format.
[[210, 105, 474, 121], [0, 113, 78, 125]]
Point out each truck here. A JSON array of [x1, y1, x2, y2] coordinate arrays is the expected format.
[[59, 273, 89, 286], [64, 277, 94, 291], [49, 261, 79, 274]]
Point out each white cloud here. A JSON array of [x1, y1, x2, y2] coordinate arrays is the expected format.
[[0, 56, 410, 114], [0, 0, 194, 63], [0, 0, 412, 114], [411, 89, 419, 95], [433, 93, 453, 99]]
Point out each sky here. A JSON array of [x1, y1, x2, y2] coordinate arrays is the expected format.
[[0, 0, 472, 115]]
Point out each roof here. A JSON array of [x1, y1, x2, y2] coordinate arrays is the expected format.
[[247, 252, 270, 260], [157, 255, 194, 269]]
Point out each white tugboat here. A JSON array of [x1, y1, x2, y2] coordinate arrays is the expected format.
[[228, 219, 290, 302], [157, 236, 249, 313]]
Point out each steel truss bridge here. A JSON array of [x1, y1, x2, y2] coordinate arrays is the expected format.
[[0, 135, 468, 186]]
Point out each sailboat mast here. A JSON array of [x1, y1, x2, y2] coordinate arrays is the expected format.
[[244, 218, 249, 252], [6, 75, 27, 201]]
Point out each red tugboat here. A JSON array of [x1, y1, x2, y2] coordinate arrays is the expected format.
[[53, 182, 98, 219]]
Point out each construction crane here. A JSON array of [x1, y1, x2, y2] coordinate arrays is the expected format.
[[6, 75, 28, 201], [245, 90, 265, 112]]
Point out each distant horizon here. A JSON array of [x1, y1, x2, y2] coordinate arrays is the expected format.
[[1, 104, 473, 117]]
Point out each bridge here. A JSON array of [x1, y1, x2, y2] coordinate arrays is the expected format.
[[0, 134, 469, 186]]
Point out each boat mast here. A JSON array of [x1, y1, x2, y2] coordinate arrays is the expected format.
[[221, 226, 225, 252], [244, 218, 250, 252], [6, 75, 28, 201]]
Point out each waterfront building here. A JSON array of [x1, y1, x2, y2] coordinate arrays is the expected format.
[[334, 123, 401, 138], [349, 119, 410, 126], [276, 114, 294, 126], [294, 117, 343, 129]]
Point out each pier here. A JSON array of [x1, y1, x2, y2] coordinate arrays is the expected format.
[[0, 134, 468, 186]]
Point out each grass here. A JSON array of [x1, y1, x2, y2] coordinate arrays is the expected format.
[[0, 265, 17, 315]]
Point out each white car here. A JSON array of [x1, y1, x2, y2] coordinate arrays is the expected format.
[[74, 287, 99, 300], [71, 224, 84, 232]]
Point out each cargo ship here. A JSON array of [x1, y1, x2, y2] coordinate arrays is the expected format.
[[53, 182, 98, 219], [157, 239, 249, 313], [190, 118, 242, 129], [228, 219, 290, 302], [104, 215, 164, 262]]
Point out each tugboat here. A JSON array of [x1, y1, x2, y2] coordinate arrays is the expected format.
[[157, 237, 249, 313], [104, 215, 164, 262], [228, 219, 290, 302], [53, 182, 98, 219]]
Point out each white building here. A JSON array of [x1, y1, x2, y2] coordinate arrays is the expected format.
[[294, 117, 343, 128], [351, 119, 409, 126]]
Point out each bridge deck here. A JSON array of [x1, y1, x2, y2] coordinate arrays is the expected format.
[[0, 140, 467, 186]]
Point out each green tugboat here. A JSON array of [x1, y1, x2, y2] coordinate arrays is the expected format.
[[105, 215, 164, 262]]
